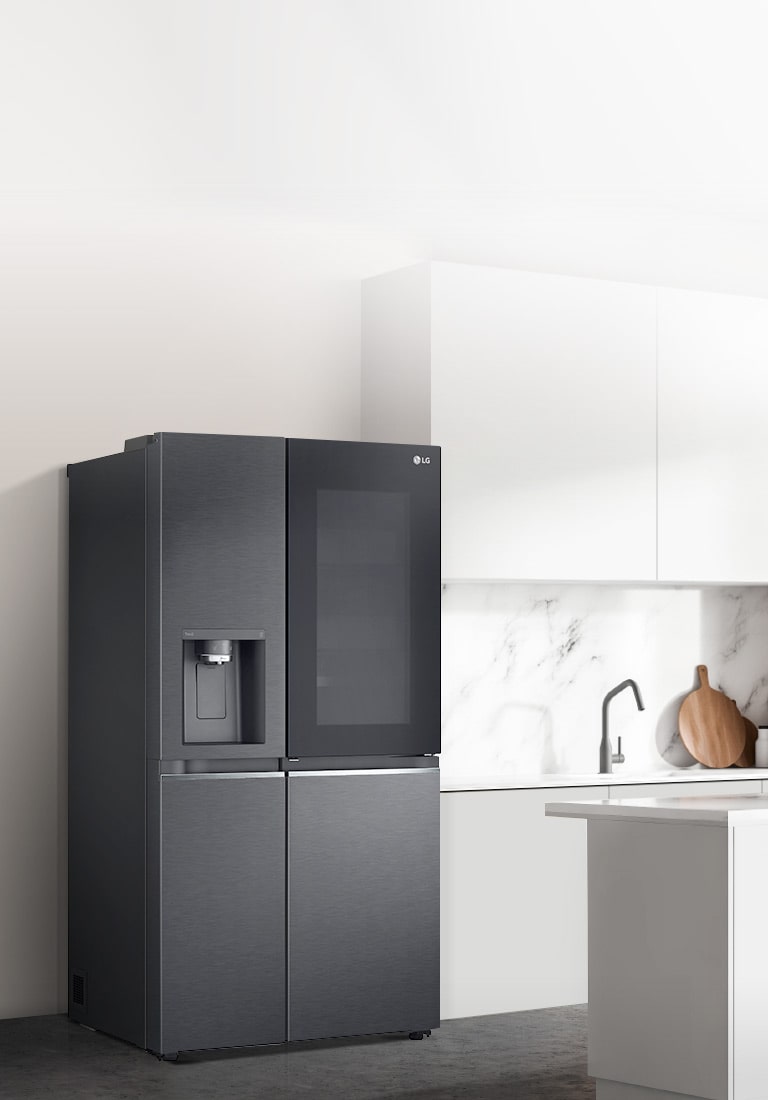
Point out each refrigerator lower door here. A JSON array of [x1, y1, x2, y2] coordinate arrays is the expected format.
[[159, 773, 286, 1055], [287, 768, 440, 1042]]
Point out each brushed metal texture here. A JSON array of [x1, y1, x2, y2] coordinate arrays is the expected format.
[[288, 769, 440, 1041], [158, 434, 286, 760], [160, 775, 286, 1053]]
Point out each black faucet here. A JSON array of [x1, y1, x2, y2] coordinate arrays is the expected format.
[[600, 679, 645, 773]]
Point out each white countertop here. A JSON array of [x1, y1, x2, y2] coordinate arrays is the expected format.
[[440, 768, 768, 792], [545, 793, 768, 826]]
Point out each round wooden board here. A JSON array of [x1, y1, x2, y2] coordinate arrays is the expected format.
[[735, 713, 758, 768], [678, 665, 746, 768]]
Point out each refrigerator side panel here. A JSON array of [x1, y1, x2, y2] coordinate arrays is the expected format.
[[288, 769, 440, 1041], [160, 774, 286, 1054], [68, 450, 147, 1047]]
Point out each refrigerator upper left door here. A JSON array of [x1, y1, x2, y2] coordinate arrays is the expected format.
[[150, 433, 286, 761]]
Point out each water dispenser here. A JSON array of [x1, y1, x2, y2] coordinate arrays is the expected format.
[[182, 628, 266, 745]]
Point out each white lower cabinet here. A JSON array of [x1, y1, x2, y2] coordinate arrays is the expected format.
[[440, 780, 764, 1021], [440, 786, 601, 1020]]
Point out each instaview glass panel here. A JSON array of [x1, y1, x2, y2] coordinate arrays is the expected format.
[[316, 489, 410, 726]]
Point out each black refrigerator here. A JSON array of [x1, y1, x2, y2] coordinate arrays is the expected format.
[[68, 433, 440, 1058]]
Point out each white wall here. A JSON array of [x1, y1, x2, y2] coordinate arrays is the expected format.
[[442, 584, 768, 780]]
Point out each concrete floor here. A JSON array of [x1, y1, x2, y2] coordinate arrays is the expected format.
[[0, 1006, 592, 1099]]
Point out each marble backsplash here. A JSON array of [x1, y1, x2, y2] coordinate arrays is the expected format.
[[441, 584, 768, 780]]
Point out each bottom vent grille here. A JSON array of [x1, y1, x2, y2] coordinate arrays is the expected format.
[[71, 971, 86, 1008]]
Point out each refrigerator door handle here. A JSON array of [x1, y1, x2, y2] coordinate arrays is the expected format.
[[160, 772, 284, 780], [287, 768, 438, 778]]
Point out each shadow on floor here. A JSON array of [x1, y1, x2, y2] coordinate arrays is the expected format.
[[0, 1005, 594, 1100]]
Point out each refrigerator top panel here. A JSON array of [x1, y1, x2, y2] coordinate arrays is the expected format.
[[286, 438, 441, 759]]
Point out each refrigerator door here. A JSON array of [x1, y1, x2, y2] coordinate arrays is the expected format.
[[154, 433, 286, 761], [287, 768, 440, 1042], [158, 773, 286, 1055], [287, 439, 440, 757]]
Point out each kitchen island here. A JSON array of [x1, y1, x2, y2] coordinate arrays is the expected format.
[[545, 795, 768, 1100]]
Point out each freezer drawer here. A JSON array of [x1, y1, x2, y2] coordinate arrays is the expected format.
[[288, 769, 440, 1042], [159, 774, 286, 1054]]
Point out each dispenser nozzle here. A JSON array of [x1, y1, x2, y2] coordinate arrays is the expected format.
[[195, 639, 233, 665]]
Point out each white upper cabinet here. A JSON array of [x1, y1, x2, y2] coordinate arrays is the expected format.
[[363, 262, 657, 581], [658, 289, 768, 583]]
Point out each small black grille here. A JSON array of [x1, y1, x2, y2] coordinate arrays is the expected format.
[[71, 971, 86, 1007]]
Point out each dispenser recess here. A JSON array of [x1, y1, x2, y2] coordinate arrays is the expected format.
[[182, 628, 266, 745]]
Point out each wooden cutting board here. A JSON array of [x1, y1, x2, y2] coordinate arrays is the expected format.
[[735, 712, 758, 768], [678, 666, 746, 768]]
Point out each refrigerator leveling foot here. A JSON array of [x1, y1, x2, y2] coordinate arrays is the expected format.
[[408, 1030, 432, 1040]]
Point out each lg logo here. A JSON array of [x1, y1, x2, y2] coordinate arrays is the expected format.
[[412, 455, 431, 465]]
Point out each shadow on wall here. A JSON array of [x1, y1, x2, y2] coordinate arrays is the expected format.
[[655, 587, 768, 767], [655, 681, 698, 768], [700, 587, 768, 723], [0, 468, 68, 1016]]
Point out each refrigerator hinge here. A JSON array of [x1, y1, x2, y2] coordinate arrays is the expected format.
[[124, 434, 158, 453]]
